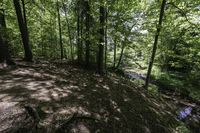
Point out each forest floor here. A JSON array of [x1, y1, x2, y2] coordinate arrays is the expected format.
[[0, 60, 199, 133]]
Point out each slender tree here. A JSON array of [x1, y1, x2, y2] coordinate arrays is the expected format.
[[84, 0, 90, 67], [104, 5, 108, 73], [115, 23, 135, 69], [80, 6, 84, 61], [77, 0, 83, 63], [144, 0, 166, 89], [62, 0, 73, 60], [113, 39, 117, 68], [116, 37, 126, 69], [13, 0, 33, 62], [57, 0, 63, 60]]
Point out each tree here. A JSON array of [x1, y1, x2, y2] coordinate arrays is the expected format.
[[77, 0, 83, 63], [62, 0, 73, 60], [57, 0, 63, 60], [0, 9, 15, 65], [98, 0, 106, 74], [104, 6, 108, 72], [84, 0, 90, 67], [115, 37, 127, 69], [144, 0, 166, 89], [13, 0, 33, 62], [113, 38, 117, 68]]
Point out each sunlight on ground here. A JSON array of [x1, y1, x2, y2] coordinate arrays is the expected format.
[[0, 64, 183, 132]]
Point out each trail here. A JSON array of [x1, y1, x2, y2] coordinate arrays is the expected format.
[[0, 61, 191, 133]]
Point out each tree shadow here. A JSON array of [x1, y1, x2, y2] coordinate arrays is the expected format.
[[0, 63, 179, 133]]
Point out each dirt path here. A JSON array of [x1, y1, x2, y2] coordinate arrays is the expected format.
[[0, 61, 182, 133]]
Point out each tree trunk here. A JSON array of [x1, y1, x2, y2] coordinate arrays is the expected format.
[[62, 1, 73, 60], [113, 39, 117, 68], [13, 0, 33, 62], [0, 102, 39, 133], [80, 9, 83, 62], [84, 0, 90, 67], [0, 34, 8, 63], [21, 0, 27, 26], [77, 0, 83, 63], [144, 0, 166, 89], [68, 23, 73, 60], [98, 2, 105, 74], [104, 7, 108, 73], [116, 41, 126, 69], [57, 0, 63, 60], [0, 9, 15, 65]]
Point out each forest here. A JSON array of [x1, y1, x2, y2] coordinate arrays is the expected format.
[[0, 0, 200, 133]]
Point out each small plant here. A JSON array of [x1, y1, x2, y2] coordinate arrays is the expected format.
[[175, 122, 190, 133]]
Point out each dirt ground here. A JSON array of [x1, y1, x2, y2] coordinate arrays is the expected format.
[[0, 61, 187, 133]]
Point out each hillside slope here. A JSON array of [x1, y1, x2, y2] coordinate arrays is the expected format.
[[0, 61, 186, 133]]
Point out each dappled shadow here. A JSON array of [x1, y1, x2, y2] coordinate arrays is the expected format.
[[0, 62, 179, 133]]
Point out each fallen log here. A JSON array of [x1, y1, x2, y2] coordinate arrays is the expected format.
[[0, 102, 39, 133]]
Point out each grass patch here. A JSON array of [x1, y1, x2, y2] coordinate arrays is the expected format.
[[152, 67, 200, 101]]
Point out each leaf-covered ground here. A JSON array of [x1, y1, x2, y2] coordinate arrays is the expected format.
[[0, 61, 197, 133]]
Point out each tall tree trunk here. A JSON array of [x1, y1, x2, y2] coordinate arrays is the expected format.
[[39, 10, 44, 57], [21, 0, 27, 25], [116, 41, 126, 69], [57, 0, 63, 60], [0, 9, 14, 64], [113, 39, 117, 68], [80, 9, 83, 61], [144, 0, 166, 89], [68, 23, 73, 60], [13, 0, 33, 62], [98, 1, 105, 74], [84, 0, 90, 67], [0, 35, 6, 63], [104, 7, 108, 73], [77, 0, 81, 63], [77, 0, 83, 63], [50, 15, 55, 58], [62, 1, 73, 60]]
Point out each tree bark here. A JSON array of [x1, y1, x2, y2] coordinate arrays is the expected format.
[[77, 0, 83, 63], [0, 34, 8, 63], [21, 0, 27, 26], [104, 7, 108, 73], [0, 9, 15, 65], [57, 0, 63, 60], [80, 9, 83, 62], [84, 0, 90, 67], [144, 0, 166, 89], [113, 39, 117, 68], [98, 1, 105, 74], [62, 1, 73, 60], [13, 0, 33, 62]]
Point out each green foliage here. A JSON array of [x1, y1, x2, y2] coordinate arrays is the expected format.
[[1, 0, 199, 132], [148, 84, 159, 94], [132, 78, 145, 88], [2, 0, 199, 100], [175, 122, 190, 133]]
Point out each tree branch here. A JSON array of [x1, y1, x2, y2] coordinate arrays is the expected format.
[[168, 2, 199, 28]]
